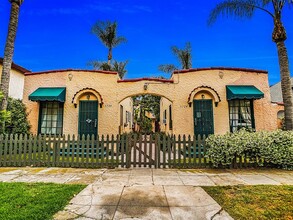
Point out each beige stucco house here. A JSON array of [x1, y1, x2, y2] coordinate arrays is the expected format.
[[0, 58, 30, 99], [22, 67, 282, 137]]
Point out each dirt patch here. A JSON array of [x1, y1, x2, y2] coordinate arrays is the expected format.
[[67, 175, 99, 184], [25, 168, 47, 174], [45, 168, 86, 174], [0, 168, 19, 173]]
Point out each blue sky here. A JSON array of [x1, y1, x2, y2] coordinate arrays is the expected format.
[[0, 0, 292, 85]]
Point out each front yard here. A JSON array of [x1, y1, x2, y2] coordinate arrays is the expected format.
[[0, 182, 85, 220], [203, 185, 293, 220]]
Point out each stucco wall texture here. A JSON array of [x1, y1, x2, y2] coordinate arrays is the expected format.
[[160, 97, 172, 134], [23, 68, 282, 136], [119, 97, 133, 133]]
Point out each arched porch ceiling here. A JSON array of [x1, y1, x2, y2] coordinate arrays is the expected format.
[[188, 86, 221, 107], [72, 87, 104, 108]]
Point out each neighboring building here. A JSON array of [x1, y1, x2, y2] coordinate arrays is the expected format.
[[145, 111, 156, 133], [270, 79, 292, 128], [270, 78, 293, 103], [23, 67, 282, 136], [0, 57, 30, 99]]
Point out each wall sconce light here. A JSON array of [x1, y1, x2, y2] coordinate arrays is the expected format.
[[201, 94, 205, 99], [143, 83, 148, 90], [68, 73, 73, 81], [86, 94, 91, 100], [219, 71, 224, 79]]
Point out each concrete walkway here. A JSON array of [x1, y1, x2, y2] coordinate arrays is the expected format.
[[0, 167, 292, 220]]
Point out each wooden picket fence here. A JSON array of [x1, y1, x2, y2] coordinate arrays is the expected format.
[[0, 134, 259, 169]]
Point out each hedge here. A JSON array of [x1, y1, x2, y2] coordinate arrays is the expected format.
[[205, 129, 293, 170]]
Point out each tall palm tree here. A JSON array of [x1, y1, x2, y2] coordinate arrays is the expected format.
[[159, 42, 192, 73], [208, 0, 293, 130], [92, 21, 127, 65], [0, 0, 24, 111]]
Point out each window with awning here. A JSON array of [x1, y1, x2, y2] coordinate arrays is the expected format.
[[226, 85, 263, 132], [29, 87, 66, 102], [226, 85, 264, 100], [29, 87, 66, 135], [38, 101, 64, 135]]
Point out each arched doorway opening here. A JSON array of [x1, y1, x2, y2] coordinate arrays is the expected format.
[[118, 93, 173, 134], [277, 110, 284, 129]]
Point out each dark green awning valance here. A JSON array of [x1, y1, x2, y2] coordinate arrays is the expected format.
[[29, 87, 66, 102], [226, 85, 264, 100]]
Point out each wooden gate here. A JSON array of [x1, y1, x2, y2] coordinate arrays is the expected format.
[[126, 134, 157, 168]]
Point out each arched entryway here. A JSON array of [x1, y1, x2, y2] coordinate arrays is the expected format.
[[188, 86, 221, 136], [118, 93, 173, 134], [72, 88, 103, 137]]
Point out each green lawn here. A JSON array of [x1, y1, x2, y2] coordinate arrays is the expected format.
[[203, 185, 293, 220], [0, 182, 85, 220]]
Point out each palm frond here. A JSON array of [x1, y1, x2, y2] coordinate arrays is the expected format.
[[112, 60, 129, 79], [91, 20, 126, 50], [171, 42, 192, 69], [261, 0, 271, 7], [87, 61, 111, 71], [158, 64, 177, 73], [113, 36, 127, 47], [208, 0, 259, 25]]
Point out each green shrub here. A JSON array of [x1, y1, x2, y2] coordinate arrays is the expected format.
[[259, 130, 293, 170], [5, 97, 31, 135], [206, 129, 293, 170], [0, 91, 11, 134]]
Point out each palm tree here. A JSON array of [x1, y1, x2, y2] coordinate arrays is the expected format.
[[88, 60, 128, 79], [159, 42, 192, 73], [88, 61, 111, 71], [0, 0, 24, 111], [91, 21, 127, 65], [112, 60, 129, 79], [208, 0, 293, 130]]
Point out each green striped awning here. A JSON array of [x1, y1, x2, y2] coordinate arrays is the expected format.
[[226, 85, 264, 100], [29, 87, 66, 102]]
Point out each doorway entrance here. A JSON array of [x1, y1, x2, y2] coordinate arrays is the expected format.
[[78, 101, 98, 137], [193, 99, 214, 137]]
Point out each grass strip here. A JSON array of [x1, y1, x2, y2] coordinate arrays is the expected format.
[[0, 182, 85, 220]]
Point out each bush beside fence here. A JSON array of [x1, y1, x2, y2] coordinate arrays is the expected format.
[[205, 129, 293, 170]]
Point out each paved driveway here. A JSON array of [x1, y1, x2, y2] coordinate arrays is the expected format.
[[1, 167, 292, 219]]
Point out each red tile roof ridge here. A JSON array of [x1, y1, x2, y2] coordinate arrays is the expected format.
[[0, 57, 31, 74], [271, 101, 284, 106], [118, 78, 173, 83], [172, 67, 268, 74], [25, 69, 118, 76]]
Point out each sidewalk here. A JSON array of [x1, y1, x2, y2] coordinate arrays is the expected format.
[[1, 167, 292, 220]]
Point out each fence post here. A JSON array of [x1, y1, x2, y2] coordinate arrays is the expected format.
[[126, 134, 130, 168], [155, 133, 159, 168]]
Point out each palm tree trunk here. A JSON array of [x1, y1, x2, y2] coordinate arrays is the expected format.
[[0, 2, 20, 111], [107, 48, 112, 65], [275, 41, 293, 130], [272, 17, 293, 130]]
